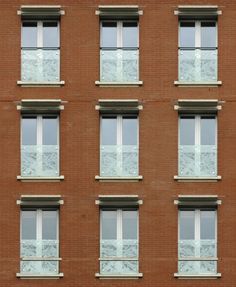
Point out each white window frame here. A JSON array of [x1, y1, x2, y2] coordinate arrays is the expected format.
[[21, 20, 60, 48], [100, 114, 139, 177], [100, 20, 139, 48], [178, 20, 218, 48], [178, 114, 217, 177], [178, 208, 217, 274], [20, 208, 60, 275], [21, 208, 59, 244], [100, 208, 139, 274], [21, 114, 60, 177]]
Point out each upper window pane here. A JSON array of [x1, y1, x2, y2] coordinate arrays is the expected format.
[[42, 210, 57, 240], [42, 117, 58, 145], [201, 22, 216, 48], [21, 210, 37, 240], [180, 116, 195, 145], [200, 116, 216, 145], [22, 117, 37, 145], [101, 117, 117, 145], [101, 210, 117, 240], [101, 22, 117, 48], [122, 117, 138, 145], [123, 22, 138, 48], [122, 210, 138, 240], [179, 22, 195, 48], [43, 22, 59, 48], [22, 22, 37, 48], [179, 210, 195, 240], [200, 210, 215, 240]]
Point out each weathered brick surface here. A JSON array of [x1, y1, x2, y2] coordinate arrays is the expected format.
[[0, 0, 235, 286]]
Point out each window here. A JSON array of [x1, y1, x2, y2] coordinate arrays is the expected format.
[[178, 21, 217, 83], [21, 115, 59, 177], [178, 209, 217, 275], [100, 209, 139, 275], [21, 21, 60, 82], [178, 115, 217, 177], [20, 208, 59, 275], [100, 115, 138, 177], [100, 21, 139, 82]]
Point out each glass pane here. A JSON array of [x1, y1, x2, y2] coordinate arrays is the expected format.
[[101, 117, 117, 145], [201, 117, 216, 145], [101, 211, 117, 240], [101, 22, 117, 48], [22, 117, 37, 145], [43, 22, 59, 48], [22, 22, 37, 47], [180, 22, 195, 47], [179, 211, 195, 240], [201, 22, 216, 48], [42, 117, 58, 145], [123, 22, 138, 48], [180, 117, 195, 145], [122, 210, 137, 240], [200, 210, 215, 240], [21, 211, 37, 239], [42, 211, 58, 240], [122, 117, 138, 145]]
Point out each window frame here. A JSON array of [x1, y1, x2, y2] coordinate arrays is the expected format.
[[178, 208, 218, 275], [178, 114, 218, 178], [21, 20, 60, 49], [178, 20, 218, 49], [20, 114, 60, 178], [99, 114, 139, 178], [100, 20, 139, 49], [99, 208, 139, 275], [20, 208, 60, 276]]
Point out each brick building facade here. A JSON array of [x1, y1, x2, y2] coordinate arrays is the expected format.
[[0, 0, 236, 286]]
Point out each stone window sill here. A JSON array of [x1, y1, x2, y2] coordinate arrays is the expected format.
[[174, 175, 221, 182], [95, 175, 143, 182], [16, 273, 64, 279], [174, 81, 222, 87], [17, 81, 65, 87], [17, 175, 64, 182], [174, 273, 221, 279], [95, 81, 143, 87], [95, 273, 143, 279]]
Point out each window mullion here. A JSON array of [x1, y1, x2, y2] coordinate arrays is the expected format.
[[196, 21, 201, 48], [117, 21, 122, 48], [38, 21, 43, 48]]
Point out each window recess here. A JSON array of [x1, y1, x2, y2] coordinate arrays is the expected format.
[[17, 6, 64, 86], [95, 100, 143, 181], [95, 6, 143, 86], [174, 195, 221, 279], [95, 195, 143, 279], [174, 6, 222, 86], [16, 100, 65, 181], [16, 195, 64, 279], [174, 100, 223, 181]]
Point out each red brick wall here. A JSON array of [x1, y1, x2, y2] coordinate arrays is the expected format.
[[0, 0, 236, 286]]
